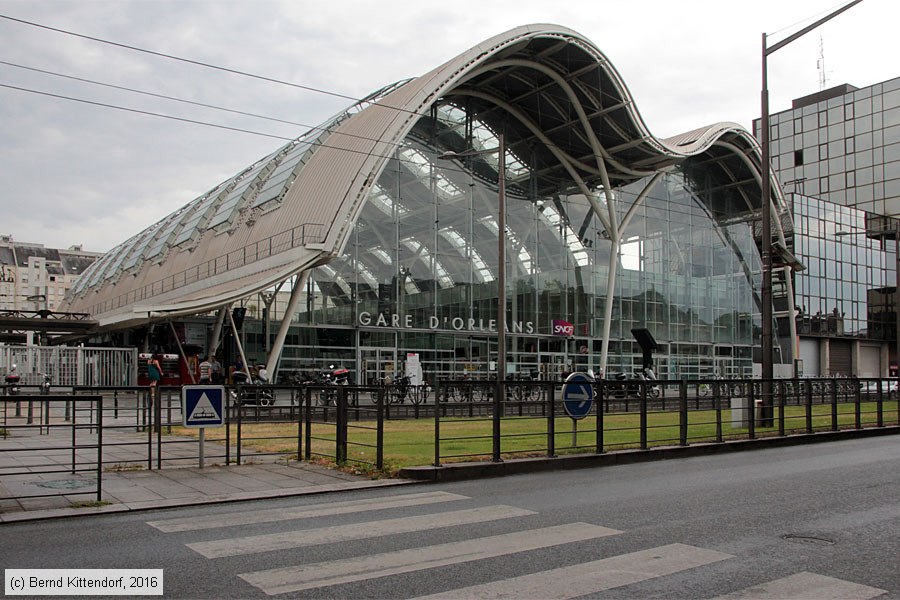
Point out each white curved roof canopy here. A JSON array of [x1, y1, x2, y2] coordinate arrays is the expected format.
[[61, 23, 791, 330]]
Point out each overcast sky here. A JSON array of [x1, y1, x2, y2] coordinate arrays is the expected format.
[[0, 0, 896, 253]]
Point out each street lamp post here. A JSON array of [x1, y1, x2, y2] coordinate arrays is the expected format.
[[439, 134, 506, 462], [759, 0, 863, 422]]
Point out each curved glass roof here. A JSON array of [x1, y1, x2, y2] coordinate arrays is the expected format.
[[61, 25, 791, 331]]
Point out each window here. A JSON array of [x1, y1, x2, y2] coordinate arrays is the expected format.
[[846, 171, 856, 188], [794, 149, 804, 166], [844, 103, 854, 120], [819, 144, 828, 160]]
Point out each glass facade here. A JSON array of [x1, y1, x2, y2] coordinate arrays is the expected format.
[[765, 76, 900, 215], [793, 194, 897, 340], [758, 76, 900, 374], [267, 104, 766, 384]]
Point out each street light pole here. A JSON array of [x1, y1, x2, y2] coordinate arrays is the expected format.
[[759, 0, 863, 421], [439, 134, 506, 462], [495, 133, 507, 462]]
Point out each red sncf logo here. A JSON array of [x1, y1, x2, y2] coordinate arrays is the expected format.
[[552, 319, 574, 336]]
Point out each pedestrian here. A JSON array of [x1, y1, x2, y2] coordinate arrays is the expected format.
[[232, 357, 244, 384], [198, 355, 212, 384], [210, 355, 222, 384], [147, 354, 163, 390]]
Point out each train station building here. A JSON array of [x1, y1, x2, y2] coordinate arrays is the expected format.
[[59, 24, 814, 385]]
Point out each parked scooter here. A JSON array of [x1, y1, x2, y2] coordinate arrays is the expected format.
[[637, 367, 661, 399], [609, 368, 660, 399], [305, 365, 350, 406], [4, 365, 20, 395], [231, 369, 275, 406]]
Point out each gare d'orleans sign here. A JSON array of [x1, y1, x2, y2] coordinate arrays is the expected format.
[[358, 311, 535, 334]]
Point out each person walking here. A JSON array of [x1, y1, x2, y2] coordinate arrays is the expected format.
[[198, 355, 212, 384], [210, 355, 222, 384], [147, 354, 163, 390]]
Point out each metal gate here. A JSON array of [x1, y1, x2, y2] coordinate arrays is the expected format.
[[829, 339, 852, 376], [0, 345, 138, 386]]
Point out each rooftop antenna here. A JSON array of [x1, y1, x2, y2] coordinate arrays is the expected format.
[[816, 34, 829, 90]]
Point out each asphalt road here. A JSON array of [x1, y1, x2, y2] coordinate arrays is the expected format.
[[2, 435, 898, 599]]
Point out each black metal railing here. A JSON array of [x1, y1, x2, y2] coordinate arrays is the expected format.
[[2, 377, 897, 504], [0, 395, 103, 503], [431, 376, 899, 466]]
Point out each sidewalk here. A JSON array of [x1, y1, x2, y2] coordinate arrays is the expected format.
[[0, 411, 413, 523]]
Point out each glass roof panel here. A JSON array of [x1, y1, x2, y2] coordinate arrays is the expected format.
[[208, 159, 274, 229], [398, 148, 463, 202], [369, 247, 392, 264], [540, 205, 591, 267], [368, 183, 408, 216], [400, 237, 454, 289], [92, 232, 139, 283], [144, 214, 184, 261], [251, 134, 322, 209], [503, 226, 537, 274], [73, 258, 103, 293], [439, 227, 493, 282]]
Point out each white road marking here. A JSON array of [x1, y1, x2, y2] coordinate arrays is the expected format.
[[147, 491, 469, 532], [238, 522, 622, 595], [189, 505, 536, 558], [414, 543, 733, 599], [712, 571, 887, 600]]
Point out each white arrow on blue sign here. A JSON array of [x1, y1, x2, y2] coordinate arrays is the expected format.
[[182, 386, 225, 428], [562, 372, 594, 419]]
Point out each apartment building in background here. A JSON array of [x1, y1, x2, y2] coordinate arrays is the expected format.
[[0, 235, 102, 312]]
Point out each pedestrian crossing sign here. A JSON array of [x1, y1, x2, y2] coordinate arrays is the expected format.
[[182, 385, 225, 427]]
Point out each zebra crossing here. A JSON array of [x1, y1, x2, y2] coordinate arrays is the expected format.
[[146, 490, 888, 599]]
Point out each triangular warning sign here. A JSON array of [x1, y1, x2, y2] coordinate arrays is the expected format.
[[188, 392, 220, 422]]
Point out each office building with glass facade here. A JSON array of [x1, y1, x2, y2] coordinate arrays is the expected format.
[[63, 24, 800, 384], [758, 78, 900, 377]]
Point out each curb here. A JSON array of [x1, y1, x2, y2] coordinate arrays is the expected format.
[[399, 426, 900, 482], [5, 426, 897, 523], [1, 478, 418, 525]]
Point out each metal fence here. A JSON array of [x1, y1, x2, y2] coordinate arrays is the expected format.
[[1, 345, 137, 386], [0, 395, 104, 503], [431, 376, 900, 465], [1, 377, 898, 504]]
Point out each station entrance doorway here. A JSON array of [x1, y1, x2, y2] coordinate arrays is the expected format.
[[358, 347, 397, 386], [539, 351, 569, 381]]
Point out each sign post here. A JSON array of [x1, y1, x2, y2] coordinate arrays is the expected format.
[[562, 372, 594, 447], [181, 386, 225, 468]]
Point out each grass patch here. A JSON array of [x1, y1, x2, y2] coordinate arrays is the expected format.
[[104, 463, 145, 472]]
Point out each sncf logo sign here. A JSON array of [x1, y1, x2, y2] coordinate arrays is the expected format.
[[552, 319, 574, 337]]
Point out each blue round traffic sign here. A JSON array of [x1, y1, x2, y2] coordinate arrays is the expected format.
[[563, 372, 594, 419]]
